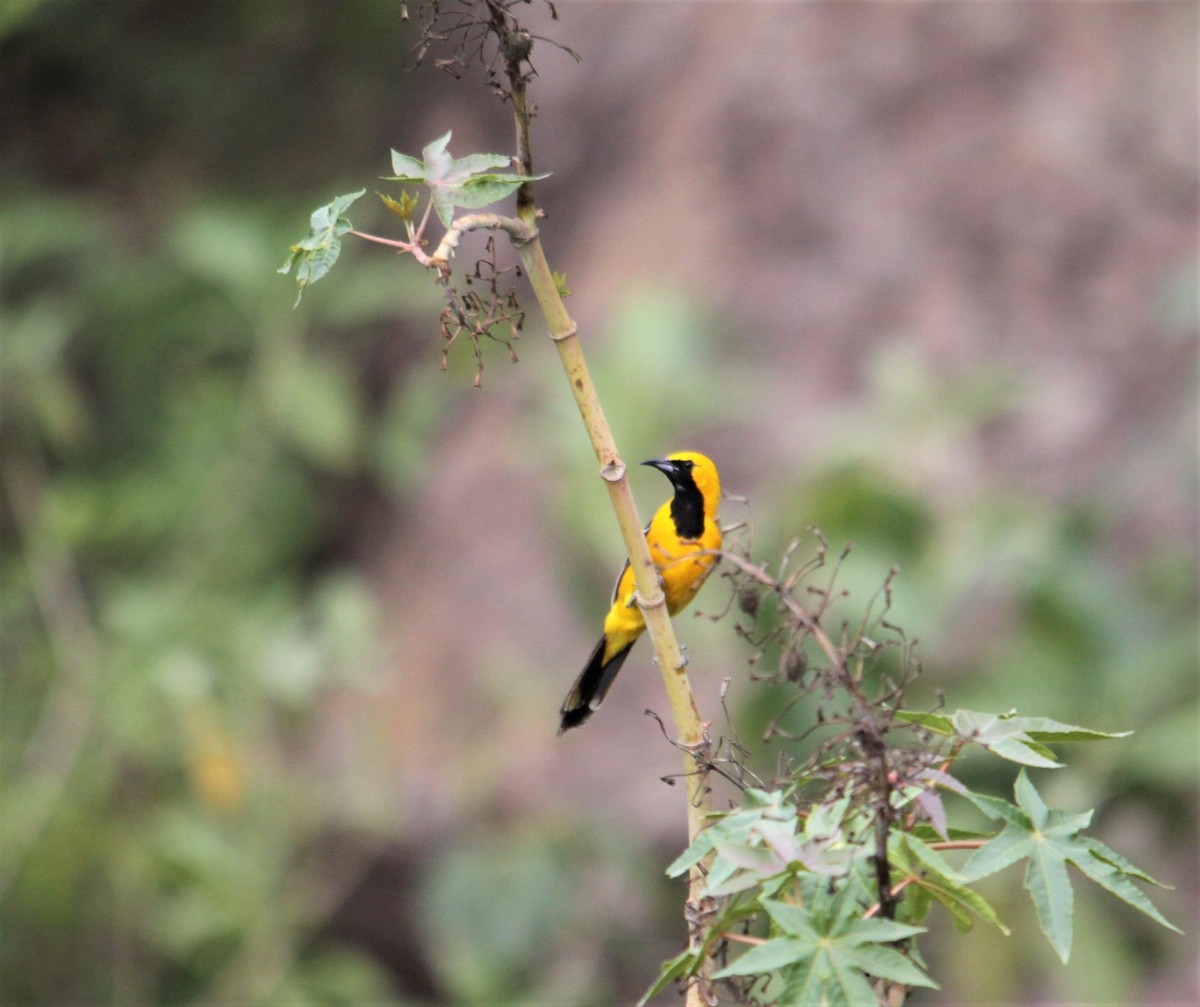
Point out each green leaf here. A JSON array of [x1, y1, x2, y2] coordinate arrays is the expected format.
[[843, 940, 937, 988], [1072, 843, 1182, 934], [666, 806, 760, 878], [684, 794, 850, 898], [637, 947, 701, 1006], [717, 895, 934, 996], [383, 132, 550, 226], [899, 709, 1130, 768], [898, 832, 962, 882], [959, 819, 1034, 882], [390, 149, 427, 178], [893, 710, 954, 735], [760, 897, 816, 937], [950, 710, 1063, 767], [781, 961, 879, 1007], [314, 189, 366, 226], [431, 172, 547, 226], [962, 789, 1029, 828], [666, 789, 796, 879], [1013, 767, 1051, 829], [421, 130, 454, 179], [803, 793, 851, 840], [1080, 835, 1172, 888], [959, 770, 1176, 963], [279, 189, 366, 305], [1025, 840, 1074, 963], [448, 173, 532, 209], [428, 188, 456, 233], [1020, 717, 1134, 744], [378, 190, 419, 222], [443, 152, 515, 178], [716, 935, 812, 975], [925, 881, 974, 933], [931, 879, 1009, 935], [903, 879, 934, 925], [894, 835, 1011, 936], [846, 918, 928, 944], [909, 823, 994, 844], [705, 841, 783, 897]]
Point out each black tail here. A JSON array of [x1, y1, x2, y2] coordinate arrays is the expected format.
[[558, 635, 635, 733]]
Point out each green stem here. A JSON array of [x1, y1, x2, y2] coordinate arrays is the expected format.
[[514, 225, 715, 1003], [472, 11, 716, 998]]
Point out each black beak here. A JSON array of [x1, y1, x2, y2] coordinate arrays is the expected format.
[[642, 458, 674, 476]]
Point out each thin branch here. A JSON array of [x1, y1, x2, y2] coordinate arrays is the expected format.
[[348, 230, 419, 251], [862, 875, 919, 919], [721, 931, 766, 946], [429, 211, 536, 267]]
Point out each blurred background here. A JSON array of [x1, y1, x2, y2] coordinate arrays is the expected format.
[[2, 1, 1196, 1004]]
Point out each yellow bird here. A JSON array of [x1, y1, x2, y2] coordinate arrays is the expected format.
[[559, 451, 722, 732]]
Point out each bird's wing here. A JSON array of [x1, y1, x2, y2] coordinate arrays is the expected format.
[[611, 518, 652, 606]]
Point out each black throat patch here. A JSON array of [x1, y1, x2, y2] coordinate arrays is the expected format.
[[669, 472, 706, 540]]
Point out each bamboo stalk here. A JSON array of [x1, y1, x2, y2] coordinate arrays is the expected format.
[[513, 229, 715, 1004], [451, 9, 716, 997]]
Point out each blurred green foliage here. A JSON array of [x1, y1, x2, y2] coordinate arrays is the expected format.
[[0, 191, 430, 1003], [1, 2, 443, 1003]]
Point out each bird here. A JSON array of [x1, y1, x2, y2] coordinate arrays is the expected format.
[[559, 451, 722, 732]]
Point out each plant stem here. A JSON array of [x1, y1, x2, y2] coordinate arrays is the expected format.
[[513, 225, 716, 992], [483, 9, 715, 998]]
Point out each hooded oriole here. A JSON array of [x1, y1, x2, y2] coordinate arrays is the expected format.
[[559, 451, 722, 732]]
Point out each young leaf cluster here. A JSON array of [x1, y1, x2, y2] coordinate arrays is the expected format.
[[386, 130, 546, 228], [281, 134, 545, 387]]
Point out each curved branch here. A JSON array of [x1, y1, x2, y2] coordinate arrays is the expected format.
[[429, 211, 537, 268]]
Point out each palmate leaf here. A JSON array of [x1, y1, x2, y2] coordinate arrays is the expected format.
[[961, 770, 1179, 963], [896, 708, 1130, 768], [385, 130, 548, 226], [278, 189, 366, 305], [714, 893, 936, 1004]]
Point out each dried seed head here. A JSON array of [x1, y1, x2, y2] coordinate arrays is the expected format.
[[737, 585, 760, 618], [782, 648, 808, 683]]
